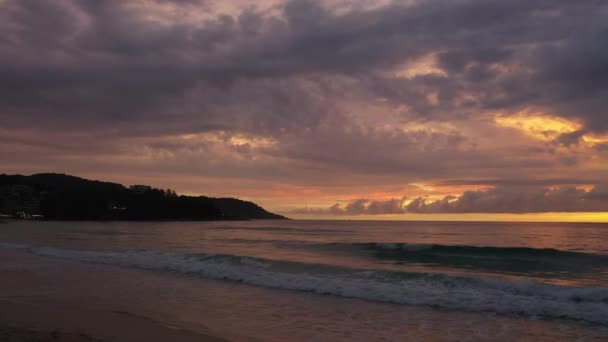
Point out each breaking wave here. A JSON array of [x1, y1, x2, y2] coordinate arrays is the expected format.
[[1, 242, 607, 325]]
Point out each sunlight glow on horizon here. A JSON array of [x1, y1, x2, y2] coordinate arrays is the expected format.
[[288, 212, 608, 223]]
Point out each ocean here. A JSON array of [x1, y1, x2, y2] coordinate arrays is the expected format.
[[1, 220, 607, 341]]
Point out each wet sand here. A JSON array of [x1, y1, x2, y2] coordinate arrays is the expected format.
[[0, 249, 226, 342], [1, 324, 99, 342], [0, 300, 226, 341]]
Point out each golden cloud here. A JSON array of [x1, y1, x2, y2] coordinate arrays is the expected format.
[[494, 111, 582, 141]]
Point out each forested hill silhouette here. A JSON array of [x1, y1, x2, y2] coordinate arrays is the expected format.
[[0, 173, 287, 220]]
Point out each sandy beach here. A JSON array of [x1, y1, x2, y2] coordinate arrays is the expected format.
[[0, 300, 225, 341], [0, 249, 226, 342], [1, 324, 99, 342]]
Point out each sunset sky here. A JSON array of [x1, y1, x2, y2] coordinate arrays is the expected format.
[[2, 0, 608, 221]]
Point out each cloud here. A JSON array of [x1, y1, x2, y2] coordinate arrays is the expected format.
[[299, 185, 608, 215], [406, 186, 608, 213], [2, 0, 608, 131], [2, 0, 608, 212], [293, 197, 407, 215], [554, 130, 588, 147]]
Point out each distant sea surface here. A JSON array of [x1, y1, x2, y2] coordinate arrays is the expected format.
[[1, 220, 608, 341]]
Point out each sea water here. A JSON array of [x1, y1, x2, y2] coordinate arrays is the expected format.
[[1, 220, 607, 340]]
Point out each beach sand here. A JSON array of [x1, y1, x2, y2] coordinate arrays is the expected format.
[[1, 323, 100, 342], [0, 300, 226, 341], [0, 250, 226, 342]]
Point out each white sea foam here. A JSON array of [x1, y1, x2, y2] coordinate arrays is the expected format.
[[2, 243, 607, 325]]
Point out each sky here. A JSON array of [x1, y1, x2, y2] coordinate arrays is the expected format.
[[2, 0, 608, 221]]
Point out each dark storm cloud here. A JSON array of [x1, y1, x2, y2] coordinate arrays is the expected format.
[[2, 0, 608, 213], [2, 0, 607, 131]]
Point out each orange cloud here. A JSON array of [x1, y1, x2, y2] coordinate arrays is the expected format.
[[494, 110, 582, 141]]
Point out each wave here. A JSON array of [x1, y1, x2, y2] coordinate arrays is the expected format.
[[372, 243, 608, 257], [329, 242, 608, 259], [1, 242, 607, 325], [317, 242, 608, 275]]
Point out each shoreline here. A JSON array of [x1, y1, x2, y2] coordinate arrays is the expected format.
[[0, 300, 226, 342]]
